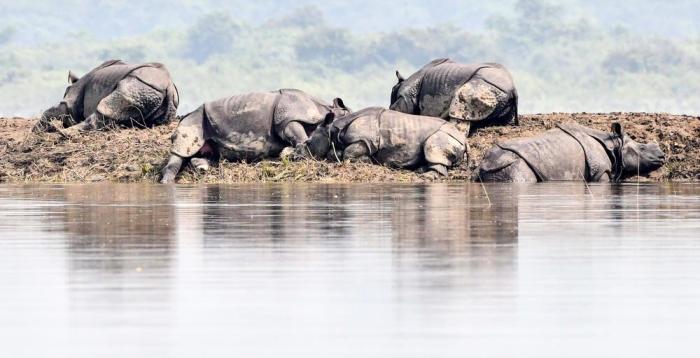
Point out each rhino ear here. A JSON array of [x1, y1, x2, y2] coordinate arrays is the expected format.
[[611, 122, 624, 137], [323, 112, 335, 125], [332, 98, 347, 109], [396, 70, 405, 83], [68, 71, 79, 84]]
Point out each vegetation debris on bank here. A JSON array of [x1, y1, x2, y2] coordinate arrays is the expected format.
[[1, 113, 698, 183]]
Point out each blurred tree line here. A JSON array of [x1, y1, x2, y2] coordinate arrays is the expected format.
[[0, 0, 698, 116]]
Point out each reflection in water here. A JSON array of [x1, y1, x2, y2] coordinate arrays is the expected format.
[[4, 185, 178, 317], [60, 185, 176, 272], [0, 183, 699, 358], [201, 185, 354, 243]]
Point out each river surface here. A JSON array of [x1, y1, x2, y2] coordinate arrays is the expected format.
[[0, 183, 699, 357]]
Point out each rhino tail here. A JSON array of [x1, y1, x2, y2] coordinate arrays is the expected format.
[[170, 106, 207, 158]]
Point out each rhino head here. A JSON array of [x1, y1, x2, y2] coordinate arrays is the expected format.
[[41, 70, 81, 124], [612, 123, 666, 178], [299, 97, 350, 159], [389, 70, 418, 114], [302, 112, 338, 160]]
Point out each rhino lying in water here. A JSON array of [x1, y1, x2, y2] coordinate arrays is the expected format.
[[475, 123, 665, 183], [390, 58, 518, 133], [302, 107, 467, 177], [36, 59, 179, 132], [160, 89, 350, 183]]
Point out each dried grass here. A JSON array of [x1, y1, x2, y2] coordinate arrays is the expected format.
[[1, 113, 698, 183]]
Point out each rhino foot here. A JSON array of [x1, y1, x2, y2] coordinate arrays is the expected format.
[[420, 170, 440, 180], [160, 154, 184, 184], [160, 173, 176, 184], [190, 157, 211, 172], [280, 146, 296, 160], [431, 164, 449, 177]]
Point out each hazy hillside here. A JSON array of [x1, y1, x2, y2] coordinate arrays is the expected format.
[[2, 0, 698, 42], [0, 0, 698, 116]]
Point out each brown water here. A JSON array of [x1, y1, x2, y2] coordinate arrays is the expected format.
[[0, 183, 699, 357]]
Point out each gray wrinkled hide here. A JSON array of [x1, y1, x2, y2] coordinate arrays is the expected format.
[[329, 107, 467, 170], [476, 123, 618, 182], [48, 59, 178, 128], [171, 89, 336, 161], [391, 58, 517, 128]]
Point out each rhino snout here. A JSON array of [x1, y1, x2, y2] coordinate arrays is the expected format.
[[42, 102, 69, 120]]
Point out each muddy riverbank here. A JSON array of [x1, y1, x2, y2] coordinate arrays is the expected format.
[[1, 113, 698, 183]]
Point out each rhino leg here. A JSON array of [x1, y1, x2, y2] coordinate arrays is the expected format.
[[61, 112, 108, 133], [96, 76, 164, 128], [423, 130, 467, 170], [160, 154, 185, 184], [84, 113, 111, 130], [281, 121, 309, 146], [477, 149, 537, 183], [449, 79, 508, 129], [342, 142, 372, 163]]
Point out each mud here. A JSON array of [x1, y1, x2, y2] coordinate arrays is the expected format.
[[1, 113, 698, 183]]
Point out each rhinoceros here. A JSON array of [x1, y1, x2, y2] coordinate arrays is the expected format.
[[390, 58, 518, 134], [302, 107, 467, 177], [474, 122, 665, 183], [160, 89, 350, 183], [36, 59, 179, 131]]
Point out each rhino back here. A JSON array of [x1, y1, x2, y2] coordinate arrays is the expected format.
[[418, 63, 493, 117], [80, 63, 143, 119], [129, 64, 173, 92], [204, 93, 282, 160], [392, 59, 452, 111], [497, 129, 587, 181], [378, 111, 447, 167], [335, 108, 382, 154], [473, 65, 515, 94], [339, 108, 445, 168], [274, 89, 329, 131], [556, 124, 614, 181]]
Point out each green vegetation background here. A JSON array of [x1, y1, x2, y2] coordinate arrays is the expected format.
[[0, 0, 698, 115]]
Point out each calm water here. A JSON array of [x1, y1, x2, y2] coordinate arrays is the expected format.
[[0, 183, 699, 357]]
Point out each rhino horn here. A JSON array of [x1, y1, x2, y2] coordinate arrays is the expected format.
[[396, 70, 405, 82], [68, 71, 79, 84]]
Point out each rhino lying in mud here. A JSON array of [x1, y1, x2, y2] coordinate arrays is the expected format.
[[35, 59, 179, 132], [474, 123, 665, 183], [160, 89, 350, 184], [301, 107, 467, 177], [390, 58, 518, 133]]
